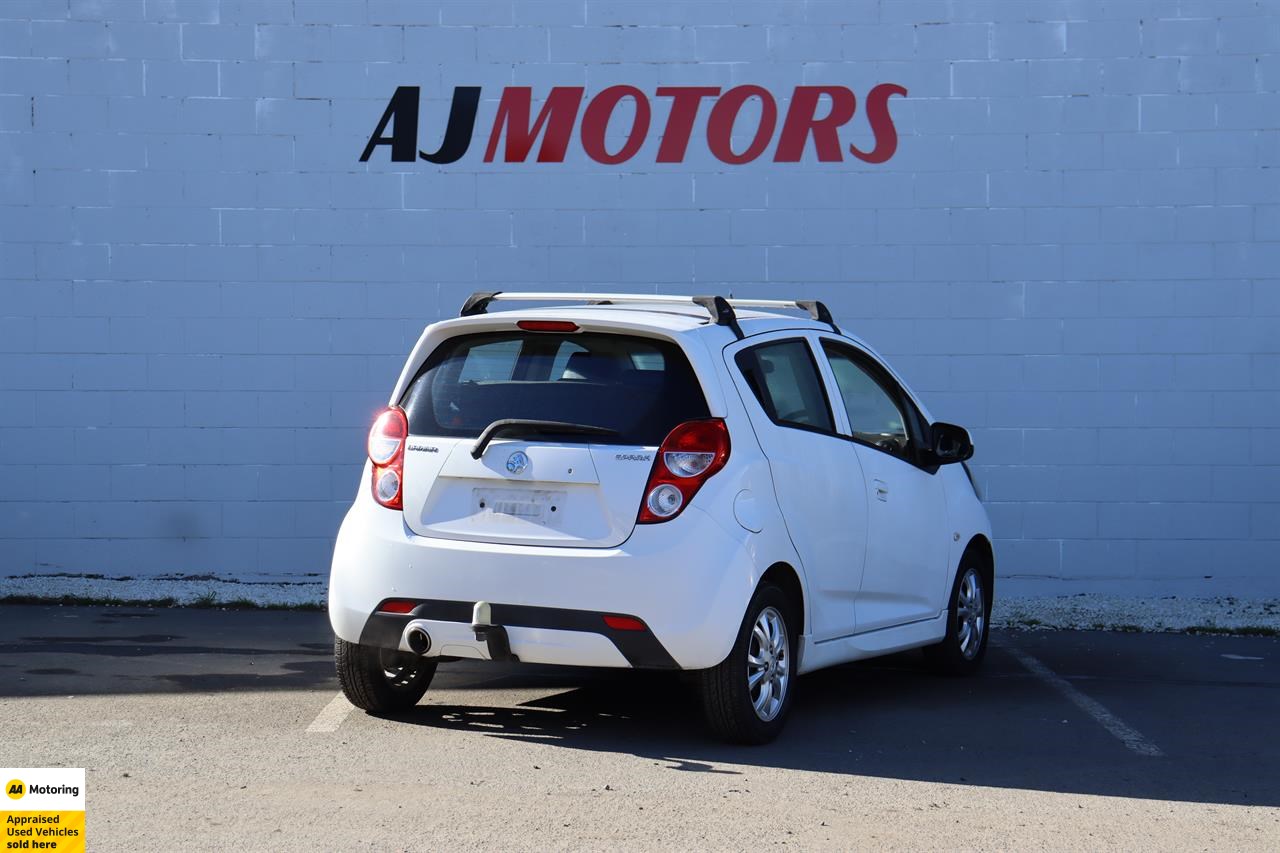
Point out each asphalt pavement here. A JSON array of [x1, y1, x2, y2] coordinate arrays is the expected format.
[[1, 605, 1277, 851]]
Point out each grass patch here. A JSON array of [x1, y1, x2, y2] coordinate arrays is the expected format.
[[0, 593, 323, 612], [219, 597, 324, 612], [10, 572, 109, 580], [0, 593, 180, 608], [1186, 624, 1279, 638]]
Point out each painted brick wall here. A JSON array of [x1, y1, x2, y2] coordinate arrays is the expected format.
[[1, 0, 1277, 595]]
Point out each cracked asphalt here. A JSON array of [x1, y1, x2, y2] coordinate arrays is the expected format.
[[1, 605, 1277, 851]]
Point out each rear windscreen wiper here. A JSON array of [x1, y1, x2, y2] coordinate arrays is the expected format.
[[470, 419, 620, 459]]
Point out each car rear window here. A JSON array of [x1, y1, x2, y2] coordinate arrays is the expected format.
[[399, 331, 710, 445]]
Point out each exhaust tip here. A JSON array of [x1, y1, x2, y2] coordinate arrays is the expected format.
[[406, 627, 431, 655]]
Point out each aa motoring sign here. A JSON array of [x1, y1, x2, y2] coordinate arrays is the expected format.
[[361, 84, 908, 165]]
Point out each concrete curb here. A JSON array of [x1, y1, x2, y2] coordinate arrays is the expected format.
[[0, 573, 326, 608], [2, 574, 1277, 633]]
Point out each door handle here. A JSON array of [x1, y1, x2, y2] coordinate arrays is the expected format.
[[873, 479, 888, 501]]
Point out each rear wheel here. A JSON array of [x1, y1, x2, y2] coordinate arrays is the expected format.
[[334, 637, 436, 712], [924, 565, 990, 675], [697, 583, 798, 744]]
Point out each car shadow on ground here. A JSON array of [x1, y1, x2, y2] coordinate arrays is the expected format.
[[2, 606, 1275, 808], [386, 644, 1278, 809]]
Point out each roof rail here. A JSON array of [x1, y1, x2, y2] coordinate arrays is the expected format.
[[728, 298, 841, 335], [457, 291, 840, 338]]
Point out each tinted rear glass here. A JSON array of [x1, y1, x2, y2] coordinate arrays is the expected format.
[[736, 340, 835, 433], [399, 331, 710, 445]]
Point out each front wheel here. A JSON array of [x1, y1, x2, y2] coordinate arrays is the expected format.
[[924, 565, 990, 675], [696, 583, 798, 744], [334, 638, 436, 712]]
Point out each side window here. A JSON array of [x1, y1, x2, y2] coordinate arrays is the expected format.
[[822, 344, 911, 457], [736, 340, 834, 433], [457, 339, 522, 381], [629, 350, 665, 371], [548, 340, 588, 379]]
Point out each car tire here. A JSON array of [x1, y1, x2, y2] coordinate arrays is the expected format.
[[334, 637, 436, 713], [924, 564, 991, 675], [696, 582, 798, 745]]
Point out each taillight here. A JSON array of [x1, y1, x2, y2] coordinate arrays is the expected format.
[[637, 419, 730, 524], [368, 406, 407, 510]]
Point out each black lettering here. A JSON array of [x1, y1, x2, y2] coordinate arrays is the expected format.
[[360, 85, 421, 162], [420, 86, 481, 164]]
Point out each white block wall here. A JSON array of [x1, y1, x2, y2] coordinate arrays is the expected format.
[[1, 0, 1277, 595]]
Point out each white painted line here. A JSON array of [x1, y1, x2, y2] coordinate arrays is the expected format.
[[1007, 647, 1163, 758], [1221, 653, 1263, 661], [306, 692, 354, 733]]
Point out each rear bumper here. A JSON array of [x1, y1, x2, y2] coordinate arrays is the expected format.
[[328, 489, 758, 670], [359, 599, 678, 669]]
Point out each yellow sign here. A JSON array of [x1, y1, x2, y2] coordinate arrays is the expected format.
[[1, 769, 84, 852]]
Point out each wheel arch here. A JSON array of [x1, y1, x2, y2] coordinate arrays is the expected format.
[[758, 561, 806, 637], [961, 534, 995, 602]]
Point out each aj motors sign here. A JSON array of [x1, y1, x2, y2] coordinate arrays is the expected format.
[[360, 84, 908, 165]]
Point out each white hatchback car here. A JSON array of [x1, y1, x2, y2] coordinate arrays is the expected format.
[[329, 292, 993, 743]]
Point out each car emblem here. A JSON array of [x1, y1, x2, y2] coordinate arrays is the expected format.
[[505, 451, 529, 475]]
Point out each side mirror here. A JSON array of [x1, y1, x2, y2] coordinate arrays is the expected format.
[[929, 422, 973, 464]]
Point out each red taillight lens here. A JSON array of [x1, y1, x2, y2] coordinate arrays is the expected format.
[[517, 320, 579, 333], [378, 599, 416, 614], [368, 406, 407, 510], [368, 408, 407, 465], [603, 614, 647, 631], [637, 419, 730, 524]]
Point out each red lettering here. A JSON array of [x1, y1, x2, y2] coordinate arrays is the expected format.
[[655, 86, 720, 163], [850, 83, 907, 164], [774, 86, 857, 162], [484, 86, 584, 163], [461, 82, 905, 166], [580, 85, 651, 165], [707, 85, 777, 165]]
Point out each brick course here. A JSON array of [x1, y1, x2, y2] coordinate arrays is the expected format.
[[1, 0, 1277, 594]]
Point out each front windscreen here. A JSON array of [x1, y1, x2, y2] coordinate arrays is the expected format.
[[399, 331, 710, 445]]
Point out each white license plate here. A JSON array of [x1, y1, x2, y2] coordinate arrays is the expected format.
[[474, 489, 565, 524]]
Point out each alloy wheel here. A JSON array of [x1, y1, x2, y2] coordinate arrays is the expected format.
[[746, 606, 791, 722], [379, 648, 425, 691], [956, 568, 986, 660]]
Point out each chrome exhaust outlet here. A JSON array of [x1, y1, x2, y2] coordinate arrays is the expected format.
[[406, 627, 431, 656]]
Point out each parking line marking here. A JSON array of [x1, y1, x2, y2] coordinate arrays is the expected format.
[[306, 692, 354, 733], [1007, 647, 1164, 758]]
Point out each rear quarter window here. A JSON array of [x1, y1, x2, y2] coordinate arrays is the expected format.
[[399, 331, 710, 446], [735, 339, 835, 433]]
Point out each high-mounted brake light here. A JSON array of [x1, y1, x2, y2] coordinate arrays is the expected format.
[[517, 320, 580, 333], [637, 419, 730, 524], [368, 406, 407, 510]]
